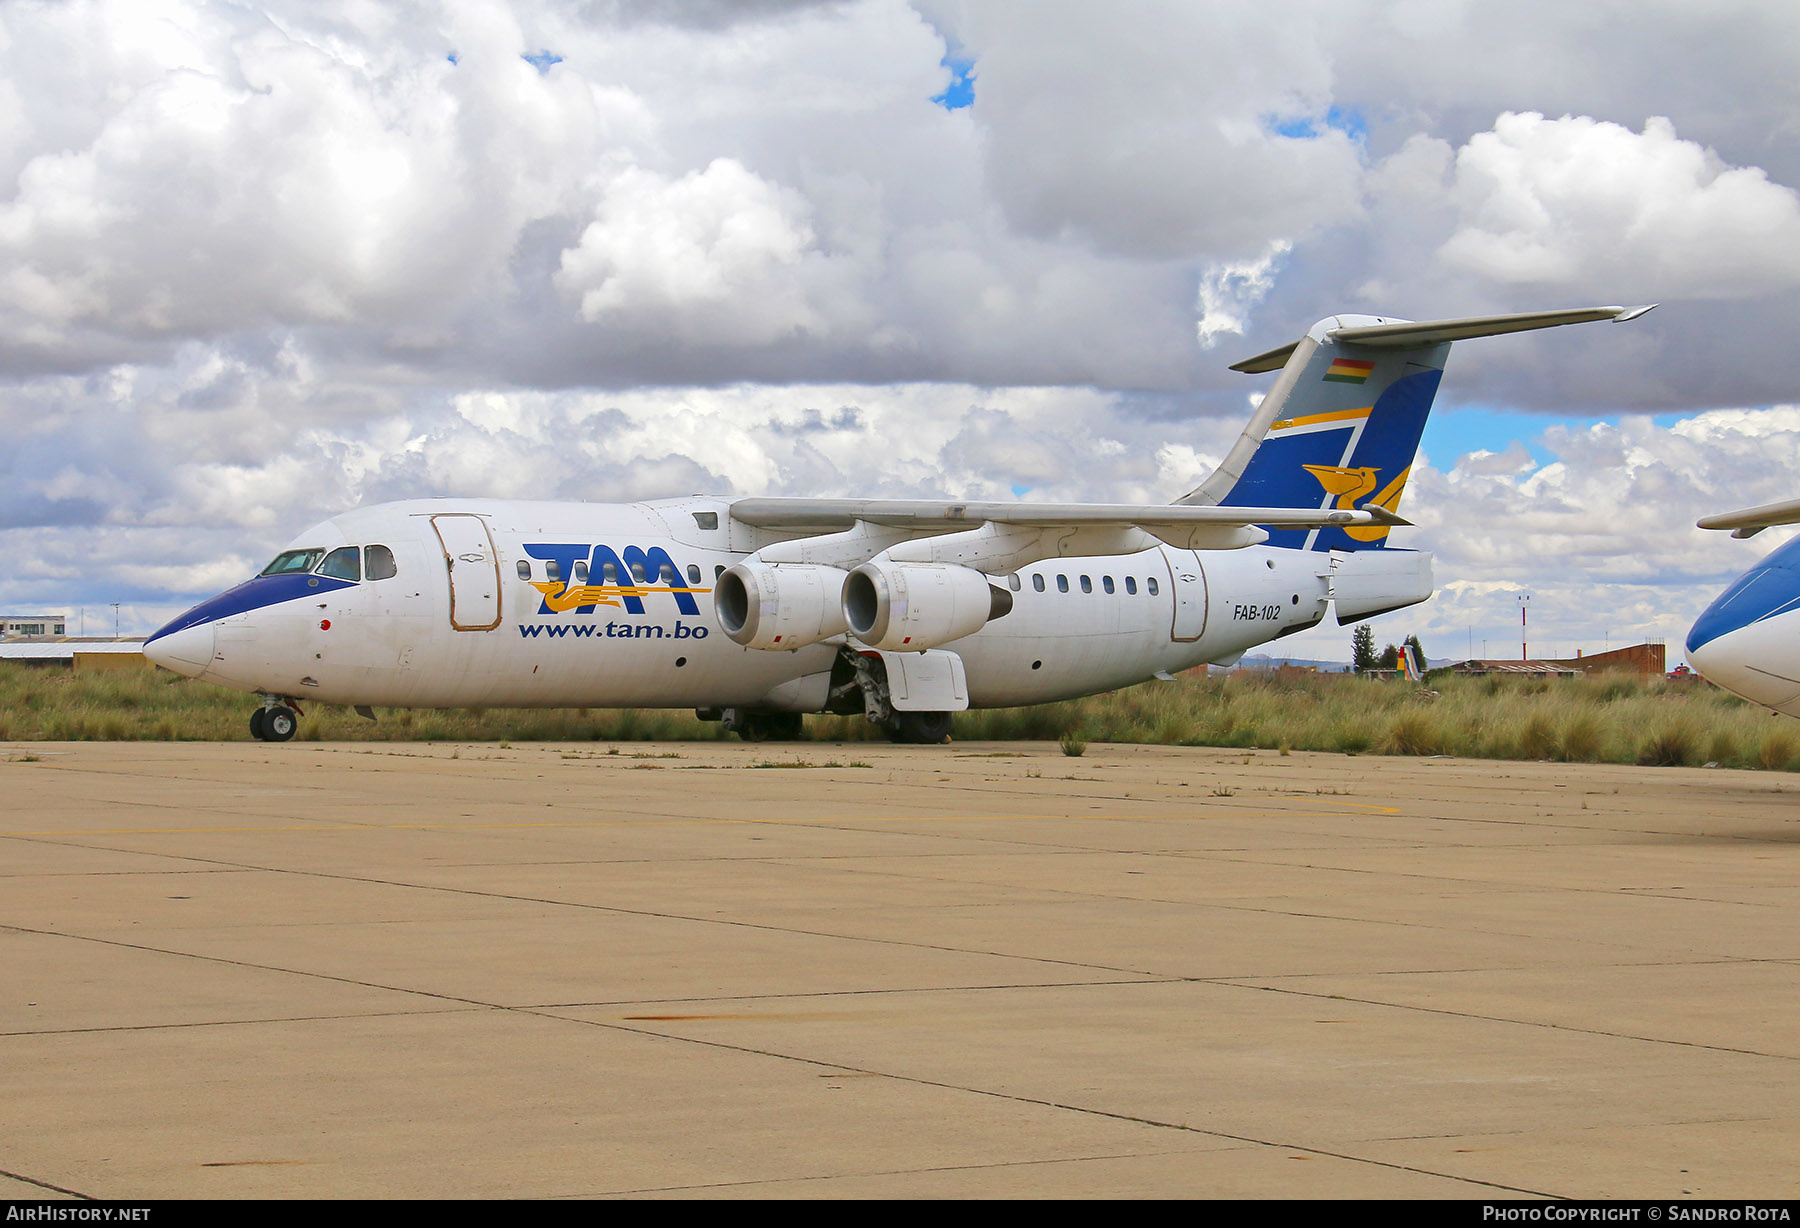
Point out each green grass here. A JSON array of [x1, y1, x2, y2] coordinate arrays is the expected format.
[[0, 663, 1790, 770]]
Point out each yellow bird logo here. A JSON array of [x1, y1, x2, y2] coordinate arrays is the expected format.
[[530, 581, 711, 613], [1303, 464, 1411, 542]]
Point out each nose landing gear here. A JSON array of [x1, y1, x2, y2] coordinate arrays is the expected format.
[[249, 699, 301, 743]]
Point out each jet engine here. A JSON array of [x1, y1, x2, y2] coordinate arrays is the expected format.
[[843, 560, 1012, 651], [714, 562, 850, 649]]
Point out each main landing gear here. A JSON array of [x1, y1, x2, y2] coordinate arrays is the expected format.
[[711, 708, 805, 742], [249, 699, 300, 743], [701, 649, 956, 746], [884, 710, 952, 745], [832, 648, 952, 745]]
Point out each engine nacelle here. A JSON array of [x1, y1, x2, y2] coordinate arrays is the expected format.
[[844, 560, 1011, 651], [1331, 548, 1435, 624], [714, 562, 849, 649]]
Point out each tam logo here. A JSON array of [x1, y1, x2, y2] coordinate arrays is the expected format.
[[522, 543, 710, 616]]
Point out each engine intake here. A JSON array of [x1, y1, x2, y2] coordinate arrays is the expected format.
[[714, 562, 849, 649], [844, 560, 1011, 651]]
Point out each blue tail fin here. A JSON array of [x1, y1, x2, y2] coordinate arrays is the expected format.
[[1214, 315, 1445, 551], [1183, 306, 1653, 551]]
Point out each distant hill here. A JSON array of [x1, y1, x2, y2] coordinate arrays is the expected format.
[[1232, 654, 1456, 673], [1231, 654, 1353, 673]]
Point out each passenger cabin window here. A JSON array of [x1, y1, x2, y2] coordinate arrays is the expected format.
[[659, 562, 677, 585], [573, 560, 589, 583], [630, 560, 647, 584], [1125, 576, 1137, 595], [546, 559, 562, 583], [516, 560, 532, 581], [1080, 575, 1092, 594], [1103, 576, 1114, 594], [687, 564, 702, 585], [261, 549, 324, 577], [1007, 574, 1021, 591], [1147, 577, 1160, 595], [318, 547, 361, 582], [1057, 575, 1069, 593], [1032, 574, 1045, 592], [602, 562, 618, 584]]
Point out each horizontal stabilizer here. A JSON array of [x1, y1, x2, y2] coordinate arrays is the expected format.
[[1228, 305, 1655, 374], [1697, 497, 1800, 538]]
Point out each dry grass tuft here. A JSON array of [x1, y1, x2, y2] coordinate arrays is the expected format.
[[0, 664, 1786, 773]]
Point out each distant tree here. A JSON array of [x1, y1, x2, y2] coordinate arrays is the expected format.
[[1378, 642, 1400, 670], [1403, 633, 1425, 669], [1352, 624, 1376, 671]]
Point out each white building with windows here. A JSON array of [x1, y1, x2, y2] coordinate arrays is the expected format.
[[1, 614, 68, 638]]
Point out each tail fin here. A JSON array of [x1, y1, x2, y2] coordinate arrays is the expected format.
[[1400, 642, 1423, 682], [1182, 306, 1654, 551]]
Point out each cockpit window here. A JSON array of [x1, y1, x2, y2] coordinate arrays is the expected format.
[[261, 549, 325, 577], [318, 546, 362, 582], [365, 545, 397, 581]]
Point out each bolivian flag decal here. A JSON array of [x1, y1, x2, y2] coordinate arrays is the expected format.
[[1323, 357, 1375, 384]]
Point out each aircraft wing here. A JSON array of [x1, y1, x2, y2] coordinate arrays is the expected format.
[[1697, 498, 1800, 538], [730, 497, 1404, 530], [728, 497, 1406, 571]]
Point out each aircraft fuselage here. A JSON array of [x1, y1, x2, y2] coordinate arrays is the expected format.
[[146, 495, 1339, 713]]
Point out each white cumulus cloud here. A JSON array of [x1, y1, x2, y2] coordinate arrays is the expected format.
[[1438, 112, 1800, 298], [556, 158, 827, 346]]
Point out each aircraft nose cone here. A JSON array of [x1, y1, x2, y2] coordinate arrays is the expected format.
[[1688, 559, 1800, 655], [1685, 556, 1800, 711], [1686, 617, 1800, 712], [143, 621, 215, 677]]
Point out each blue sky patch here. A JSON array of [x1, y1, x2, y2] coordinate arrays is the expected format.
[[1423, 408, 1562, 469], [1420, 408, 1680, 470], [1267, 104, 1367, 142], [933, 52, 975, 110], [523, 50, 563, 75]]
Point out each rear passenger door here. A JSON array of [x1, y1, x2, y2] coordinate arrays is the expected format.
[[1169, 550, 1206, 642]]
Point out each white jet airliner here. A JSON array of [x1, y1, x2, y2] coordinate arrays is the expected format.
[[1687, 498, 1800, 715], [144, 305, 1649, 743]]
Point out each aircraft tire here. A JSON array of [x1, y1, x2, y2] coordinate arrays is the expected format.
[[249, 709, 267, 741], [888, 711, 952, 745], [263, 706, 299, 743], [737, 711, 804, 742]]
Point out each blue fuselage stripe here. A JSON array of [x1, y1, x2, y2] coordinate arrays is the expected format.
[[147, 574, 358, 643], [1688, 535, 1800, 653]]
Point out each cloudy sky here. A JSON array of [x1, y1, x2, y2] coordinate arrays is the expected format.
[[4, 0, 1800, 664]]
